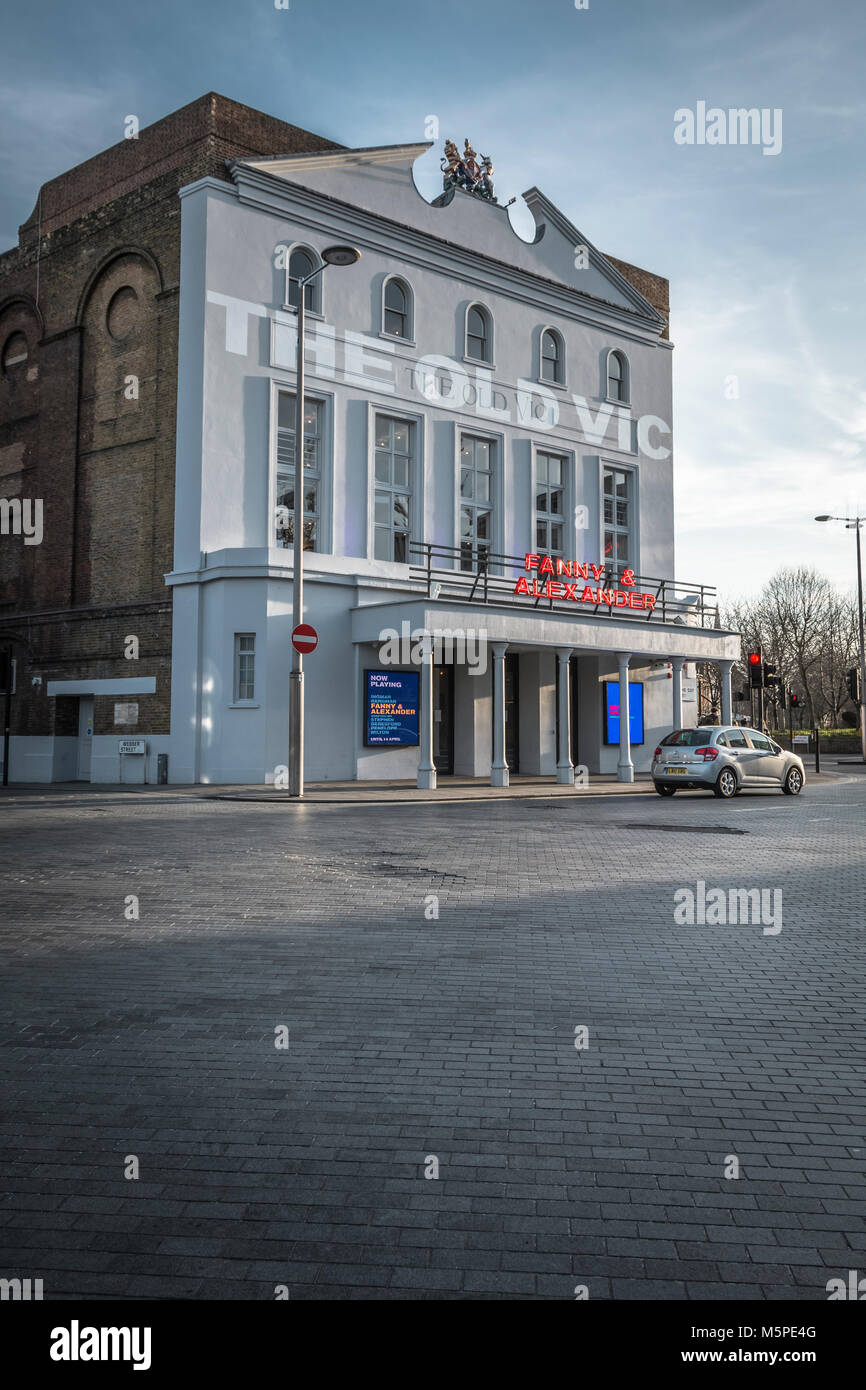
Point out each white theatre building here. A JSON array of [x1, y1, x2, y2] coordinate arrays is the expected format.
[[167, 138, 740, 787]]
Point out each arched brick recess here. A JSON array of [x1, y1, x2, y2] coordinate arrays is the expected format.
[[76, 252, 161, 606]]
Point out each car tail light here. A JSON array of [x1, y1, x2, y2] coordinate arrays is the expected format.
[[697, 747, 718, 761], [653, 746, 662, 759]]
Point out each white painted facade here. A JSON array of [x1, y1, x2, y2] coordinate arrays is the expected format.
[[164, 141, 739, 787]]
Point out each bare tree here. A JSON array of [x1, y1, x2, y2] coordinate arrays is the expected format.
[[700, 567, 860, 729]]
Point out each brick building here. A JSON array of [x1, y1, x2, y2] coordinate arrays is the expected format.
[[2, 93, 732, 786], [0, 93, 340, 782]]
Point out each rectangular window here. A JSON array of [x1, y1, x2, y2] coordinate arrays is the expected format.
[[234, 633, 255, 702], [276, 392, 322, 549], [459, 435, 494, 571], [603, 466, 631, 574], [536, 452, 566, 557], [374, 415, 414, 562]]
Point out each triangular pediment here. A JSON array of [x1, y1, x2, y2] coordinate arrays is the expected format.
[[230, 145, 665, 331]]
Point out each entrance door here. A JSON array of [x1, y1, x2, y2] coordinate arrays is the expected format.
[[505, 654, 520, 773], [77, 696, 93, 781], [433, 666, 454, 774]]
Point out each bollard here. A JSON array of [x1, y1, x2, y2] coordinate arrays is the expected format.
[[157, 753, 168, 785], [813, 727, 820, 775]]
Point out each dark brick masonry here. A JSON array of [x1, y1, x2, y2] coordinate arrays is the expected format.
[[0, 94, 342, 742]]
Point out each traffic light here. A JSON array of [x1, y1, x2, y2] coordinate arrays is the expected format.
[[777, 684, 787, 710], [846, 668, 861, 704], [763, 661, 779, 688], [748, 651, 763, 688], [790, 693, 800, 710]]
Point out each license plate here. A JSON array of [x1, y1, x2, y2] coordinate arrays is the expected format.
[[667, 767, 688, 775]]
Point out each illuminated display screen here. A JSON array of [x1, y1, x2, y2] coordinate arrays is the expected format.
[[365, 670, 420, 747], [604, 681, 645, 746]]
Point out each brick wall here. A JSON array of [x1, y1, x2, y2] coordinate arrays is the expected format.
[[605, 254, 670, 338], [0, 94, 340, 752]]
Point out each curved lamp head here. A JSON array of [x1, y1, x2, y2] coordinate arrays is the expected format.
[[322, 245, 361, 267], [814, 515, 832, 522]]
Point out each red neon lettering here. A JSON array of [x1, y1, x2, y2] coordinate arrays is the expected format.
[[580, 585, 595, 603], [514, 576, 530, 595], [525, 554, 540, 572], [564, 583, 578, 601], [539, 556, 555, 577], [591, 565, 605, 582], [628, 592, 642, 609], [575, 564, 589, 580]]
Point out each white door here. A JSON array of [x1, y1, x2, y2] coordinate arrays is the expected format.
[[77, 697, 93, 780]]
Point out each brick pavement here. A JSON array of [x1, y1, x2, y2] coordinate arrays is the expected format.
[[0, 776, 863, 1300]]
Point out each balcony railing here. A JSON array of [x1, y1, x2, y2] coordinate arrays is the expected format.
[[409, 542, 720, 629]]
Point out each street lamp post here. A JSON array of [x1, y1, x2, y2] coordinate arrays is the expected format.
[[288, 245, 360, 799], [815, 514, 866, 763]]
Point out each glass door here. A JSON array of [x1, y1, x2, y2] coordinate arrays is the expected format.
[[433, 667, 454, 774], [505, 654, 520, 773]]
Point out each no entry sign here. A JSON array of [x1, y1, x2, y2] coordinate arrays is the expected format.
[[292, 624, 319, 654]]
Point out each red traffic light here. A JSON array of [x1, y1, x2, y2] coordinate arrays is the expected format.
[[748, 652, 761, 664]]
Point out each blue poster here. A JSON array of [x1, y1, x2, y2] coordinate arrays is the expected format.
[[604, 681, 644, 745], [365, 670, 420, 746]]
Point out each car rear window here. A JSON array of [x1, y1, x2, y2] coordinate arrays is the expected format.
[[661, 730, 716, 747]]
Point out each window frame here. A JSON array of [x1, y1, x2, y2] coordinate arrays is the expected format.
[[605, 348, 630, 405], [454, 426, 504, 573], [380, 275, 415, 344], [600, 460, 638, 578], [463, 302, 494, 366], [283, 244, 323, 317], [269, 380, 333, 554], [365, 402, 426, 565], [532, 447, 573, 560], [373, 413, 416, 564], [232, 633, 258, 706], [539, 326, 565, 388]]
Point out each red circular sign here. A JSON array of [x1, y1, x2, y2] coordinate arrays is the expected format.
[[292, 624, 319, 654]]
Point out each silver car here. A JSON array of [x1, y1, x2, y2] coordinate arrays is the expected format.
[[652, 726, 806, 798]]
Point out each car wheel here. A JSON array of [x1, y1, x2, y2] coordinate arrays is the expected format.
[[713, 767, 738, 799], [655, 785, 676, 796], [783, 766, 804, 796]]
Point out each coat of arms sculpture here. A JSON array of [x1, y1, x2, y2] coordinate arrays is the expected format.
[[440, 139, 496, 202]]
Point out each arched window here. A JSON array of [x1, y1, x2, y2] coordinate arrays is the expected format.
[[465, 304, 492, 363], [606, 349, 629, 403], [2, 331, 29, 377], [287, 247, 321, 313], [541, 328, 564, 385], [383, 277, 412, 339]]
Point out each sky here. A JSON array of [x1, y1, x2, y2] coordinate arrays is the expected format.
[[2, 0, 864, 605]]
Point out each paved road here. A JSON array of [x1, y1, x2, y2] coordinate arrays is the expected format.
[[1, 775, 864, 1300]]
